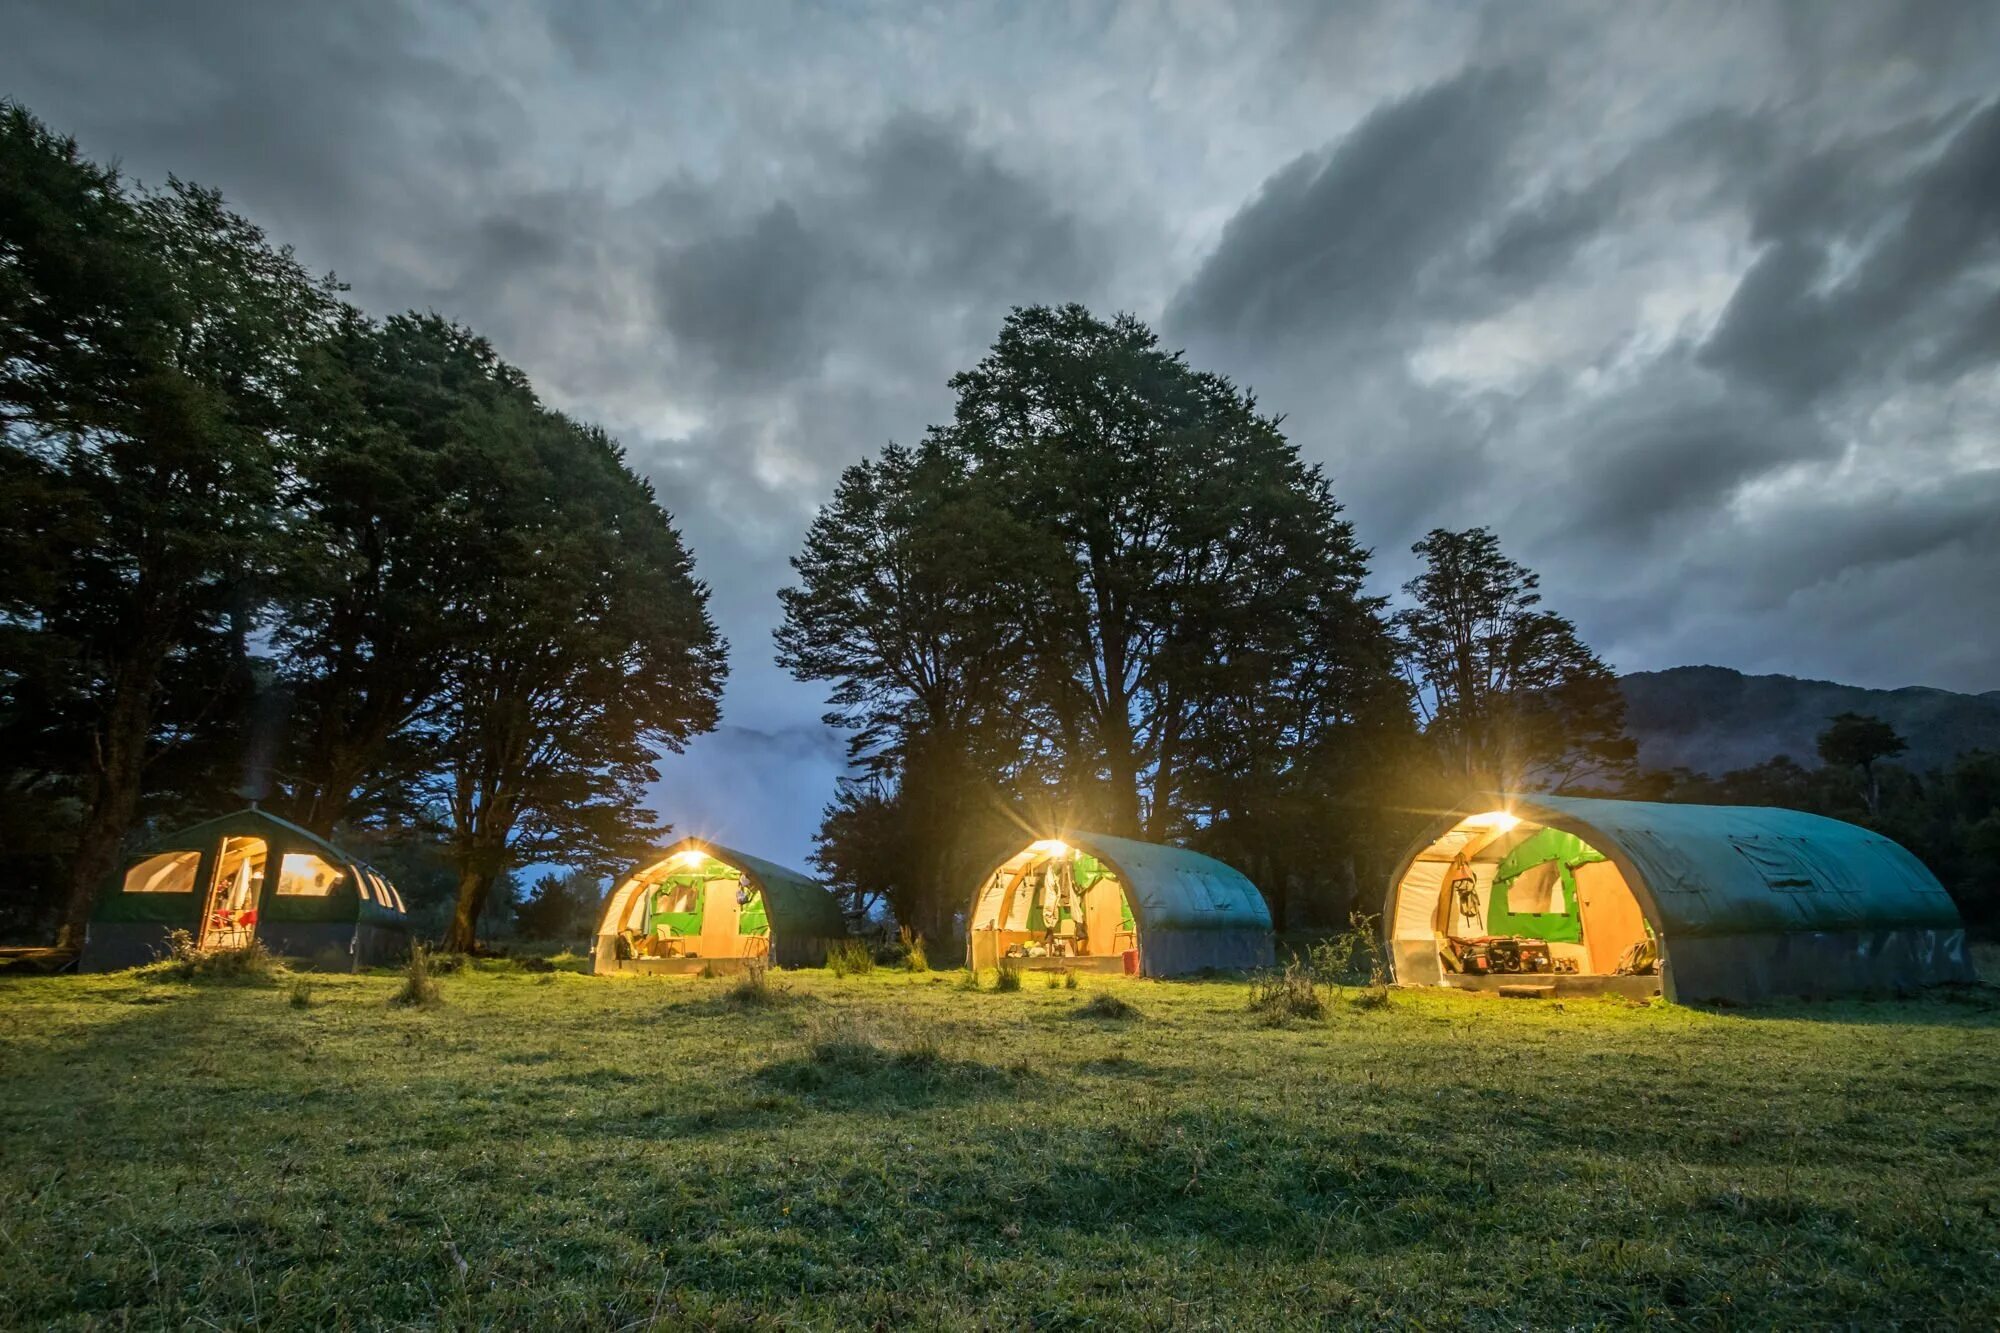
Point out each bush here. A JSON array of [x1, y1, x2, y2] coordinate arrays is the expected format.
[[1309, 912, 1391, 1007], [145, 930, 282, 984], [724, 961, 784, 1008], [1248, 957, 1323, 1024], [993, 960, 1022, 992], [828, 939, 875, 977], [1074, 992, 1140, 1021], [390, 943, 443, 1007]]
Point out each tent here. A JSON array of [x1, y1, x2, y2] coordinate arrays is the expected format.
[[1384, 793, 1976, 1004], [968, 833, 1273, 977], [81, 808, 410, 971], [592, 837, 848, 974]]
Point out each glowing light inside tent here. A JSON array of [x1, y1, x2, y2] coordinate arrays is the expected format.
[[1463, 811, 1520, 833], [1029, 838, 1071, 857], [672, 848, 707, 868]]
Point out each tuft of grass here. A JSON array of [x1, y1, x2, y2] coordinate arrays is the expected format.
[[992, 960, 1022, 992], [389, 943, 443, 1007], [1074, 991, 1141, 1021], [1248, 958, 1323, 1024], [287, 978, 314, 1009], [723, 961, 784, 1008], [143, 930, 283, 984], [1045, 968, 1067, 989], [957, 967, 984, 991], [697, 961, 718, 979], [901, 928, 928, 973], [827, 939, 875, 978]]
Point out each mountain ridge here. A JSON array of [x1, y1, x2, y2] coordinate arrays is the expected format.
[[1619, 665, 2000, 777]]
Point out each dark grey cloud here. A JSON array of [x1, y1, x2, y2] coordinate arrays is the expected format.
[[1702, 98, 2000, 402], [1167, 65, 1540, 343]]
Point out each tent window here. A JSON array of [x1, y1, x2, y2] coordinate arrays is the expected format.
[[1505, 861, 1563, 915], [123, 850, 200, 894], [1730, 837, 1819, 891], [276, 852, 346, 897]]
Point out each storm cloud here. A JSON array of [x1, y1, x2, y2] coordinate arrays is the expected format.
[[4, 0, 1997, 863]]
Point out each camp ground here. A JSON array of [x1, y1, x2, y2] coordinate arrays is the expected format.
[[79, 808, 410, 972], [592, 837, 848, 974], [1386, 794, 1977, 1004], [968, 833, 1274, 977]]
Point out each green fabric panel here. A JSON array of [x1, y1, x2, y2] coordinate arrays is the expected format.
[[1073, 854, 1108, 890], [651, 910, 703, 936], [1494, 828, 1606, 883], [1120, 890, 1134, 932], [1486, 827, 1602, 943], [739, 900, 769, 933]]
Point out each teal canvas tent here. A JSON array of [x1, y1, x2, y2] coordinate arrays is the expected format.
[[81, 807, 410, 971], [968, 832, 1273, 977], [592, 836, 847, 974], [1385, 793, 1975, 1004]]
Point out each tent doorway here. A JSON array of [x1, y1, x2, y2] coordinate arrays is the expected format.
[[1389, 810, 1659, 996], [970, 840, 1137, 974], [199, 835, 267, 949]]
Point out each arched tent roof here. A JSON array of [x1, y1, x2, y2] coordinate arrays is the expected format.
[[1387, 793, 1973, 1002], [972, 832, 1273, 977], [1054, 832, 1271, 933], [138, 808, 375, 878], [596, 836, 847, 961]]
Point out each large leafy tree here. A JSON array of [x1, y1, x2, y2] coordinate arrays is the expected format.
[[424, 407, 726, 952], [272, 311, 534, 835], [782, 304, 1406, 932], [0, 106, 336, 946], [1816, 711, 1908, 815], [933, 304, 1398, 841], [776, 441, 1036, 939], [1394, 527, 1634, 794]]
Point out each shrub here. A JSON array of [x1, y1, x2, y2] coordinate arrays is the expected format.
[[828, 939, 875, 977], [1309, 911, 1391, 1007], [145, 930, 282, 984], [993, 961, 1022, 992], [390, 943, 443, 1007], [725, 961, 784, 1008], [1248, 957, 1323, 1024], [1074, 992, 1140, 1021]]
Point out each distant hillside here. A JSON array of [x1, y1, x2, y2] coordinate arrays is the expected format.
[[1620, 666, 2000, 777]]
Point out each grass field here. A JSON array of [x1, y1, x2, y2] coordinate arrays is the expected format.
[[3, 955, 1998, 1330]]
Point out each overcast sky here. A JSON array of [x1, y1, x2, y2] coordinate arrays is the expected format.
[[6, 1, 1997, 866]]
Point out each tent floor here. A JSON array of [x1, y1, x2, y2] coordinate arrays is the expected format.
[[1438, 973, 1662, 1000], [990, 955, 1127, 974], [602, 957, 766, 976]]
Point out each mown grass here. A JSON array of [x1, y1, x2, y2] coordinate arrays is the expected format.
[[1, 958, 1997, 1329]]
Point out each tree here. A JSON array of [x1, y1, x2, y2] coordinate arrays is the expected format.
[[0, 106, 337, 946], [781, 303, 1407, 933], [272, 311, 535, 835], [425, 407, 726, 952], [1394, 527, 1634, 794], [1816, 711, 1908, 814], [939, 303, 1397, 840], [514, 868, 604, 942], [776, 441, 1037, 940]]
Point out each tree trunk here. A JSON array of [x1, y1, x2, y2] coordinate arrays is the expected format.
[[443, 864, 493, 953], [55, 664, 158, 950]]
